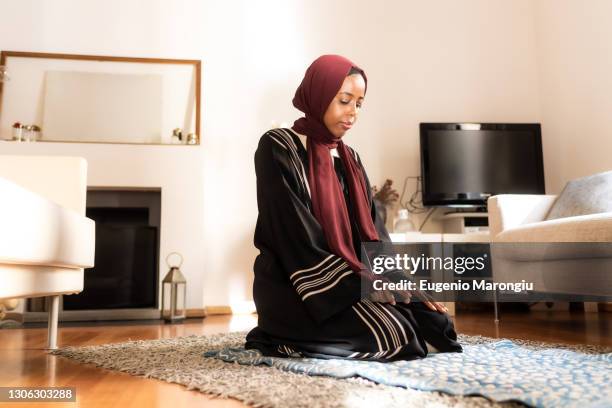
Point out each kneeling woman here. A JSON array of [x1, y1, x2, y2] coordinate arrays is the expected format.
[[246, 55, 462, 361]]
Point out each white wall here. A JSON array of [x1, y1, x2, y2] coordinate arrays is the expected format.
[[534, 0, 612, 193], [1, 0, 548, 308]]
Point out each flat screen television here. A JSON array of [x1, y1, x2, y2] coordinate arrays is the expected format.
[[420, 123, 545, 207]]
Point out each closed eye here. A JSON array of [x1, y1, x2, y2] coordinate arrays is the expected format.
[[340, 98, 363, 109]]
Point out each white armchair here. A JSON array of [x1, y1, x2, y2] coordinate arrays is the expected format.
[[0, 155, 95, 349], [487, 194, 612, 312]]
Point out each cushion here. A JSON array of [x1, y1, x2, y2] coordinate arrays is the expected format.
[[545, 170, 612, 220]]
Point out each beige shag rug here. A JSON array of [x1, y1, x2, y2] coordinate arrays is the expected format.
[[50, 332, 607, 408]]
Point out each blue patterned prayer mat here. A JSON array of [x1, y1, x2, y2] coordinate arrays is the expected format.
[[205, 340, 612, 408]]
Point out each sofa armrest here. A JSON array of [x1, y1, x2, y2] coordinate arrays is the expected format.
[[0, 177, 95, 268], [495, 212, 612, 243], [488, 194, 558, 237]]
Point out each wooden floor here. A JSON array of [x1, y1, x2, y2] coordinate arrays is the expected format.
[[0, 309, 610, 407]]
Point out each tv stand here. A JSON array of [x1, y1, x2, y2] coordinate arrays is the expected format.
[[443, 206, 487, 215], [438, 211, 489, 234]]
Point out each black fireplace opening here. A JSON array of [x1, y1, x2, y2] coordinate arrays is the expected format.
[[62, 189, 161, 311]]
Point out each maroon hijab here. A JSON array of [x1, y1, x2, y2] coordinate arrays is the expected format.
[[292, 55, 379, 275]]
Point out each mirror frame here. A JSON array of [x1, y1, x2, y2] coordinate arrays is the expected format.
[[0, 51, 201, 145]]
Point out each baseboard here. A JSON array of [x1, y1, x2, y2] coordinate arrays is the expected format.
[[14, 304, 253, 322], [167, 307, 245, 319], [200, 306, 236, 316], [22, 308, 162, 322], [187, 307, 239, 317], [186, 308, 210, 317], [529, 302, 570, 311], [599, 302, 612, 312], [197, 304, 257, 316]]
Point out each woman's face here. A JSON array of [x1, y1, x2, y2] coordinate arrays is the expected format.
[[323, 73, 366, 138]]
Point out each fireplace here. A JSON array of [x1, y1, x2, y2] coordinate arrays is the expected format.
[[26, 188, 162, 321]]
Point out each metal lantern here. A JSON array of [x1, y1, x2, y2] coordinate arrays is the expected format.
[[161, 252, 187, 323]]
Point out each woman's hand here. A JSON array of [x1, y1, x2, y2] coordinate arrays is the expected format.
[[412, 289, 448, 313], [422, 300, 448, 313], [367, 289, 396, 305], [367, 289, 411, 305], [367, 288, 448, 313], [392, 290, 412, 304]]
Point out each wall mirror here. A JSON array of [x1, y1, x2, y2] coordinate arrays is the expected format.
[[0, 51, 201, 145]]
